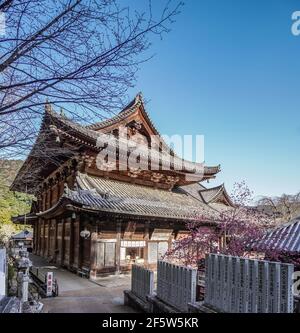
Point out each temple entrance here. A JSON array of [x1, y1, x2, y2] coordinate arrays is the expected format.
[[96, 241, 116, 269], [120, 240, 145, 265], [148, 241, 168, 264]]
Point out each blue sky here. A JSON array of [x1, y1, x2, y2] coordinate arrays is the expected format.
[[125, 0, 300, 199]]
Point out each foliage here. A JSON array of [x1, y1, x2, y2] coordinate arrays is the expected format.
[[0, 160, 33, 246], [164, 182, 273, 267], [257, 192, 300, 225], [0, 0, 182, 158]]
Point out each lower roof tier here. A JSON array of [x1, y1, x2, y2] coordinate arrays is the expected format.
[[37, 172, 222, 221]]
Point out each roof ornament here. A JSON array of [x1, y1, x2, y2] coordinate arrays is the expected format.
[[63, 182, 69, 195], [136, 92, 143, 104], [60, 107, 66, 118], [45, 99, 52, 113]]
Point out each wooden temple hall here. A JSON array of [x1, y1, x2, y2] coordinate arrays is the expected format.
[[11, 93, 234, 278]]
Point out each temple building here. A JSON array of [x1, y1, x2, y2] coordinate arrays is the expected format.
[[11, 93, 233, 278]]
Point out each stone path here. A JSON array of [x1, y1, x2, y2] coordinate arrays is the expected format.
[[29, 254, 137, 313]]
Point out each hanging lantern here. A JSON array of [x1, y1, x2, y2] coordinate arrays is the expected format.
[[80, 228, 90, 239]]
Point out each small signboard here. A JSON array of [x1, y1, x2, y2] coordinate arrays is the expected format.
[[46, 272, 53, 297]]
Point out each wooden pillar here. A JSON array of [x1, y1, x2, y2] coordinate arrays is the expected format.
[[115, 221, 122, 274], [42, 219, 46, 257], [78, 215, 82, 269], [144, 221, 150, 267], [47, 220, 51, 257], [73, 214, 80, 269], [69, 217, 75, 268], [60, 219, 65, 265], [35, 220, 39, 254], [90, 224, 98, 279], [38, 219, 41, 256], [54, 219, 58, 263], [37, 220, 40, 254], [34, 220, 38, 254]]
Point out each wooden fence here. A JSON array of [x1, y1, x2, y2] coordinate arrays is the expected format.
[[157, 260, 197, 312], [131, 264, 154, 302], [204, 253, 294, 313]]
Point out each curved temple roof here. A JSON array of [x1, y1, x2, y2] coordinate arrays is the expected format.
[[178, 182, 234, 207], [11, 94, 221, 193], [252, 216, 300, 253]]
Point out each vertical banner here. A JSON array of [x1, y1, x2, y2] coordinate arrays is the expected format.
[[230, 256, 238, 312], [247, 259, 258, 313], [224, 255, 232, 312], [268, 262, 280, 313], [46, 272, 54, 297], [238, 258, 249, 313], [280, 264, 294, 313]]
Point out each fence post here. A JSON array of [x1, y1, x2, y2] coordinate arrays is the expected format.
[[131, 264, 154, 303], [156, 260, 197, 312]]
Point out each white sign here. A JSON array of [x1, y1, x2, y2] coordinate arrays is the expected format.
[[0, 249, 6, 297], [46, 272, 53, 297], [205, 254, 294, 313]]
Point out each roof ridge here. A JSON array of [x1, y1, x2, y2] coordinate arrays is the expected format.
[[86, 93, 142, 130], [200, 184, 224, 192]]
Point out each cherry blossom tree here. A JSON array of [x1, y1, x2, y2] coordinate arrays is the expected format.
[[164, 181, 273, 267]]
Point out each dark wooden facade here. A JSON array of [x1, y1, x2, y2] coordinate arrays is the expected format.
[[11, 94, 232, 278]]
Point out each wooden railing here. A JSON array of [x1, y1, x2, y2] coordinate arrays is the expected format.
[[29, 267, 59, 297]]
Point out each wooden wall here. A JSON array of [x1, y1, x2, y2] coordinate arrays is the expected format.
[[33, 214, 185, 278]]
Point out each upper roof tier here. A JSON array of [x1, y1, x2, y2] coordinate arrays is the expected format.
[[11, 93, 221, 194]]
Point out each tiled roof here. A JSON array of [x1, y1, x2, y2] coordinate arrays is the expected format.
[[11, 230, 33, 240], [176, 183, 207, 202], [11, 96, 221, 193], [178, 183, 234, 207], [252, 216, 300, 253], [37, 173, 220, 220], [199, 185, 225, 203], [86, 94, 140, 130], [62, 173, 219, 220]]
